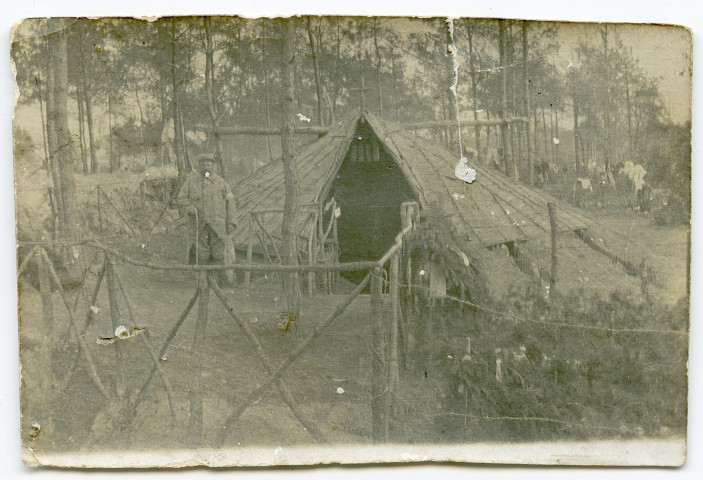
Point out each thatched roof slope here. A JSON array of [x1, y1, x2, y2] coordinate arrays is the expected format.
[[231, 111, 593, 252], [230, 118, 357, 248], [363, 112, 592, 248]]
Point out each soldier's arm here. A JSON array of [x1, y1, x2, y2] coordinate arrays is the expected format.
[[176, 177, 196, 216]]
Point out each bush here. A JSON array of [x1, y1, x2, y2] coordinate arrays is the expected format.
[[423, 288, 688, 441]]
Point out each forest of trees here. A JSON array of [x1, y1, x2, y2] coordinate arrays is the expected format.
[[11, 16, 691, 243]]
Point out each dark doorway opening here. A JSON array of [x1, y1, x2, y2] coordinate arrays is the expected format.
[[330, 128, 416, 285]]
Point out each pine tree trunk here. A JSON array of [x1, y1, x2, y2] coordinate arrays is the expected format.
[[573, 91, 580, 174], [204, 17, 225, 176], [171, 19, 186, 175], [78, 30, 97, 173], [108, 90, 115, 172], [467, 22, 482, 164], [76, 84, 88, 174], [262, 20, 274, 163], [373, 18, 383, 117], [307, 18, 324, 126], [499, 20, 515, 179], [280, 18, 300, 318], [391, 51, 400, 122], [522, 21, 534, 185], [45, 21, 82, 276]]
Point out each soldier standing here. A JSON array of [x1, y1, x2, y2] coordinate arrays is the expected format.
[[177, 153, 237, 284]]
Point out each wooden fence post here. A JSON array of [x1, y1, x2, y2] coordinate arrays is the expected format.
[[370, 267, 385, 443], [389, 252, 400, 393], [187, 270, 210, 446], [548, 202, 558, 299], [105, 259, 127, 399], [37, 248, 54, 341], [36, 248, 54, 429], [308, 212, 316, 296], [96, 186, 103, 237]]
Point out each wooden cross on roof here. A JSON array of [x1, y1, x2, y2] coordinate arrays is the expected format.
[[350, 76, 373, 114]]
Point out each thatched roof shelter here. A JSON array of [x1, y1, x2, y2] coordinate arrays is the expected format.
[[231, 111, 646, 300]]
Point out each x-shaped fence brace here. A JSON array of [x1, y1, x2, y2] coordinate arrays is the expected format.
[[20, 199, 418, 446], [19, 246, 178, 444], [18, 242, 385, 447]]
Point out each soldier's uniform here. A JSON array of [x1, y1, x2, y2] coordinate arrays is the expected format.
[[177, 156, 237, 265]]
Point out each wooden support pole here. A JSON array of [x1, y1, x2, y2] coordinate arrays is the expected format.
[[60, 256, 108, 393], [388, 252, 400, 416], [105, 260, 127, 398], [370, 267, 385, 443], [187, 271, 210, 446], [37, 248, 54, 420], [209, 278, 327, 445], [37, 249, 54, 339], [17, 248, 38, 278], [110, 264, 177, 418], [548, 202, 558, 299], [40, 250, 110, 399], [97, 186, 103, 237], [308, 213, 316, 296], [215, 272, 371, 447], [132, 287, 200, 412], [331, 213, 339, 284], [245, 214, 253, 287]]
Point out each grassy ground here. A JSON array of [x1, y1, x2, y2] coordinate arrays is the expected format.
[[17, 205, 689, 455]]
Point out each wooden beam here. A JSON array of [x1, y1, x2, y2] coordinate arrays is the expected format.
[[193, 124, 329, 137], [397, 118, 530, 131]]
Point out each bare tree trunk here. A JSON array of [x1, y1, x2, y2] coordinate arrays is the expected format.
[[572, 87, 580, 174], [373, 18, 383, 117], [280, 18, 300, 317], [624, 65, 634, 162], [132, 74, 148, 168], [261, 20, 274, 163], [46, 21, 81, 275], [306, 17, 324, 126], [331, 18, 342, 123], [499, 20, 515, 179], [554, 102, 560, 162], [522, 21, 534, 185], [549, 107, 555, 164], [542, 108, 548, 162], [37, 70, 51, 171], [108, 90, 115, 172], [204, 17, 225, 176], [76, 84, 88, 174], [171, 18, 186, 175], [77, 28, 98, 174], [467, 22, 482, 164], [602, 26, 612, 176], [391, 50, 400, 122]]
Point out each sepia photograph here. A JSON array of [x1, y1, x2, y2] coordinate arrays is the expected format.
[[8, 6, 694, 471]]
